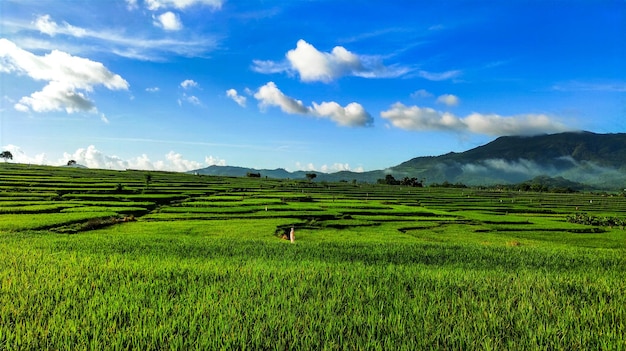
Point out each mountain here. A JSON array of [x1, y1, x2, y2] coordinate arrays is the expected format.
[[191, 131, 626, 189], [390, 131, 626, 188]]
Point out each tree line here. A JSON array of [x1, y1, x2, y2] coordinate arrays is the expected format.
[[377, 174, 423, 187]]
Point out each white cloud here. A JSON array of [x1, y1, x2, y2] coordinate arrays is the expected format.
[[0, 38, 128, 115], [126, 0, 139, 10], [15, 81, 96, 113], [253, 39, 409, 82], [205, 155, 226, 166], [418, 70, 461, 81], [160, 151, 203, 171], [146, 86, 160, 92], [253, 82, 373, 127], [381, 103, 463, 132], [254, 82, 308, 114], [29, 14, 217, 60], [154, 11, 183, 31], [3, 144, 225, 172], [180, 79, 198, 89], [63, 146, 211, 171], [410, 89, 433, 99], [285, 39, 362, 82], [250, 60, 290, 74], [295, 162, 364, 173], [1, 145, 48, 165], [62, 145, 130, 170], [380, 102, 572, 136], [226, 89, 246, 107], [34, 14, 87, 37], [436, 94, 460, 106], [321, 163, 352, 173], [310, 101, 373, 127], [13, 103, 30, 113], [145, 0, 224, 10], [186, 95, 201, 105], [178, 93, 201, 106]]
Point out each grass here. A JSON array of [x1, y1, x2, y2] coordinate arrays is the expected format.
[[0, 163, 625, 350], [1, 228, 624, 350], [0, 212, 119, 231]]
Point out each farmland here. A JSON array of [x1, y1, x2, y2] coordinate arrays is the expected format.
[[0, 163, 625, 350]]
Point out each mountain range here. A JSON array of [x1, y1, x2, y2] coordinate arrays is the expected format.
[[191, 131, 626, 190]]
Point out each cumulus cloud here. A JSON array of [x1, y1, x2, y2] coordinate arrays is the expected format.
[[253, 82, 373, 127], [154, 11, 183, 31], [1, 145, 48, 165], [295, 161, 364, 173], [321, 163, 363, 173], [205, 155, 226, 166], [146, 86, 160, 92], [252, 39, 408, 83], [380, 102, 572, 136], [144, 0, 223, 10], [180, 79, 198, 89], [61, 145, 218, 171], [0, 38, 128, 115], [158, 151, 203, 170], [3, 143, 225, 172], [436, 94, 460, 106], [254, 82, 308, 114], [226, 88, 246, 107], [62, 145, 130, 170], [311, 101, 373, 127], [14, 81, 96, 113]]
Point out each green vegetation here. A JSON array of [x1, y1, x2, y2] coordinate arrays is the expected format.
[[0, 163, 625, 350]]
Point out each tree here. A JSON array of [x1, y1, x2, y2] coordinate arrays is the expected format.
[[377, 174, 423, 187], [0, 151, 12, 162], [401, 177, 423, 187], [378, 174, 400, 185], [67, 160, 77, 166], [305, 173, 317, 181]]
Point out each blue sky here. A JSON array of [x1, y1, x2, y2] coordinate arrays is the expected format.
[[1, 0, 624, 172]]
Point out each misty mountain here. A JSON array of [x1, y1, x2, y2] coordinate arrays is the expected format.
[[191, 131, 626, 189], [390, 131, 626, 188]]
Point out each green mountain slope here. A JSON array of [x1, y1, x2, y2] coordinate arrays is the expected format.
[[192, 131, 626, 189], [391, 131, 626, 188]]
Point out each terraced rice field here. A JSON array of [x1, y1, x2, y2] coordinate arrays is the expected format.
[[0, 163, 624, 350]]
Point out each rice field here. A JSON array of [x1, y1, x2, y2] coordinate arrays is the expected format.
[[0, 163, 624, 350]]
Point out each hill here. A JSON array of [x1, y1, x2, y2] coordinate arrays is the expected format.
[[390, 131, 626, 188], [192, 131, 626, 189]]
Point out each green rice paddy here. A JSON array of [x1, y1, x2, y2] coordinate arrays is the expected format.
[[0, 163, 624, 350]]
